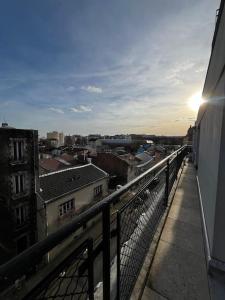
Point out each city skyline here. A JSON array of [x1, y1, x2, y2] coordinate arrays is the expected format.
[[0, 0, 220, 136]]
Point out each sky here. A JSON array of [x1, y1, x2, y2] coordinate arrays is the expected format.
[[0, 0, 221, 136]]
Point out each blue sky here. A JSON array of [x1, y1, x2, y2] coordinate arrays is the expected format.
[[0, 0, 220, 136]]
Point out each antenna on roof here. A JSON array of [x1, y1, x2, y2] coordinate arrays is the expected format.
[[1, 115, 9, 128]]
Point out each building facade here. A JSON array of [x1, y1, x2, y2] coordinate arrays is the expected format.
[[0, 124, 38, 263], [194, 0, 225, 292], [58, 132, 64, 146], [37, 164, 109, 260], [92, 152, 139, 188], [47, 131, 59, 141], [46, 131, 64, 147]]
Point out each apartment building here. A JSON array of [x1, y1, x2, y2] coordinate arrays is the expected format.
[[193, 0, 225, 296], [0, 124, 38, 263], [46, 131, 64, 147], [37, 164, 109, 260]]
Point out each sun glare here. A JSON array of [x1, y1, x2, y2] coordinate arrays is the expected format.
[[188, 91, 204, 112]]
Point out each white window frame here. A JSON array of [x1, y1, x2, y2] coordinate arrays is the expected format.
[[59, 199, 74, 217]]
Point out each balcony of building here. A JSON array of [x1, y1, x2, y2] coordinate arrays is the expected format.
[[141, 162, 209, 300], [0, 146, 218, 300]]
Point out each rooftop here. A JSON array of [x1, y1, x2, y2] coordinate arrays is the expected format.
[[39, 158, 69, 172], [39, 163, 108, 202], [135, 151, 153, 163]]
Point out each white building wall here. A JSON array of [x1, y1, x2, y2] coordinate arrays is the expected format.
[[37, 177, 108, 260], [197, 3, 225, 263], [197, 101, 223, 250]]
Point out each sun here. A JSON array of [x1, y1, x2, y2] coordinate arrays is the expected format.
[[188, 91, 204, 112]]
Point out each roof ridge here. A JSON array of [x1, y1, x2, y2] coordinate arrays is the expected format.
[[39, 163, 92, 178], [91, 163, 109, 177]]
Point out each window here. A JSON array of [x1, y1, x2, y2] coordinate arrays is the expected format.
[[59, 199, 74, 217], [13, 174, 25, 194], [12, 139, 25, 161], [94, 185, 102, 197], [15, 205, 29, 225]]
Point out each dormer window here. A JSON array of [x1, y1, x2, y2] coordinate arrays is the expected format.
[[67, 175, 81, 182]]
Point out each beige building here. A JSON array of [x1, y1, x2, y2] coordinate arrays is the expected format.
[[47, 131, 59, 140], [46, 131, 64, 147], [58, 132, 64, 146], [37, 163, 109, 260]]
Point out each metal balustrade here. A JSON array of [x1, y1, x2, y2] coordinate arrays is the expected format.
[[0, 146, 188, 300], [24, 240, 94, 300], [117, 168, 166, 299]]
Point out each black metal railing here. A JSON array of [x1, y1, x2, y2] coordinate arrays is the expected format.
[[0, 146, 187, 300], [117, 168, 166, 299], [24, 240, 94, 300]]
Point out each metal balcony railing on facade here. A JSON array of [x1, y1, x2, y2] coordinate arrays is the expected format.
[[0, 146, 188, 300]]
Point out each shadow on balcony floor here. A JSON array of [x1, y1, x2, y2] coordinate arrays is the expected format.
[[142, 162, 210, 300]]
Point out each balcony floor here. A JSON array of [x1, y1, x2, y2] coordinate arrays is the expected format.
[[142, 162, 210, 300]]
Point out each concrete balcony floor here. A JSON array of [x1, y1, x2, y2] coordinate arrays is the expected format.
[[142, 162, 210, 300]]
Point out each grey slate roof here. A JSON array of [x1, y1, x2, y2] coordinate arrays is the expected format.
[[135, 152, 153, 163], [39, 164, 108, 202]]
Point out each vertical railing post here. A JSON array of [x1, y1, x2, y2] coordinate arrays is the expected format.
[[88, 239, 94, 300], [164, 159, 170, 206], [117, 212, 121, 300], [102, 204, 111, 299], [176, 151, 179, 179]]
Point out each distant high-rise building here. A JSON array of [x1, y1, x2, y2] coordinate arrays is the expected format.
[[0, 123, 38, 263], [64, 135, 73, 146], [47, 131, 59, 140], [46, 131, 64, 147], [59, 132, 64, 146]]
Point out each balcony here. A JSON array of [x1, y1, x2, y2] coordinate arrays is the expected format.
[[141, 161, 209, 300], [0, 146, 210, 300]]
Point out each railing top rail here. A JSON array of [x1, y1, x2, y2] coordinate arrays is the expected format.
[[0, 146, 186, 279]]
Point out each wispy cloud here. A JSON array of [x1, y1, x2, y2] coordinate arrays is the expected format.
[[49, 107, 64, 114], [81, 85, 102, 93], [70, 105, 92, 112], [0, 0, 219, 136], [66, 86, 76, 92]]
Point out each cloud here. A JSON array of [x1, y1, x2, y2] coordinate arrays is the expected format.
[[1, 0, 218, 136], [81, 85, 102, 93], [66, 86, 75, 92], [49, 107, 64, 114], [70, 105, 92, 112]]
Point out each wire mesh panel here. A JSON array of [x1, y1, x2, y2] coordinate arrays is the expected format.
[[117, 170, 166, 300], [168, 157, 178, 193], [24, 240, 94, 300], [168, 150, 186, 194]]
